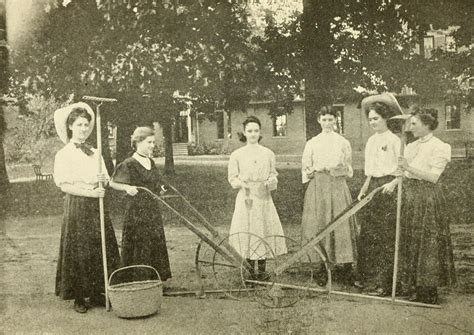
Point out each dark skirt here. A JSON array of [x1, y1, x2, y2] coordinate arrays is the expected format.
[[357, 176, 397, 289], [399, 179, 456, 292], [120, 195, 172, 282], [56, 194, 120, 300]]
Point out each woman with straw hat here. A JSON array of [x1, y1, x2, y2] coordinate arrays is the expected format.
[[109, 126, 172, 283], [53, 102, 120, 313], [357, 93, 403, 296]]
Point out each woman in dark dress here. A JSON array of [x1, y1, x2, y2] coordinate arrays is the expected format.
[[397, 109, 456, 304], [110, 127, 172, 282], [356, 94, 402, 295], [53, 103, 120, 313]]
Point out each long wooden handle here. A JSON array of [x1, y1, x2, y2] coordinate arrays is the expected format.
[[96, 103, 110, 311], [391, 125, 407, 302]]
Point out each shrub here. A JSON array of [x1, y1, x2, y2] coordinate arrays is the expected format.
[[4, 95, 67, 165], [188, 142, 230, 156]]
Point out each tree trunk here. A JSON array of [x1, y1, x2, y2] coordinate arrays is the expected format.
[[115, 119, 135, 165], [162, 119, 175, 175], [1, 2, 9, 220], [100, 119, 114, 175], [0, 109, 9, 220], [302, 0, 335, 139]]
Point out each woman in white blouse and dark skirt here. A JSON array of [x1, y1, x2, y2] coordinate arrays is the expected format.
[[301, 107, 357, 284], [53, 103, 120, 313], [396, 109, 456, 304], [356, 94, 402, 296]]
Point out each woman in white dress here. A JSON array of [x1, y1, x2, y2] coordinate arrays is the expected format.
[[228, 116, 287, 279], [301, 106, 357, 284]]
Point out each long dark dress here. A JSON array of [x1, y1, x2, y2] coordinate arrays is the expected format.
[[357, 176, 397, 289], [112, 157, 172, 281], [54, 142, 121, 301], [56, 195, 121, 300], [398, 135, 456, 296]]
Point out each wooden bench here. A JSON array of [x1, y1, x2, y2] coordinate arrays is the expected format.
[[33, 165, 53, 182]]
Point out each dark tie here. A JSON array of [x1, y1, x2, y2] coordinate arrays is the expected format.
[[74, 142, 94, 156]]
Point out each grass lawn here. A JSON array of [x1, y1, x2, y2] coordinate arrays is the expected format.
[[6, 160, 473, 225]]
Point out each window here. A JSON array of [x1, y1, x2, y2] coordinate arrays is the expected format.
[[333, 105, 344, 134], [424, 36, 434, 58], [216, 110, 231, 139], [273, 115, 287, 137], [445, 104, 461, 130]]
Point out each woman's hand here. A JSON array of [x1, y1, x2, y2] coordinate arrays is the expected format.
[[97, 173, 108, 184], [398, 157, 409, 171], [304, 168, 315, 180], [382, 180, 398, 194], [125, 185, 139, 196], [357, 190, 366, 201]]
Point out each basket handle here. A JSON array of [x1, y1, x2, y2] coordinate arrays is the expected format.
[[109, 265, 161, 286]]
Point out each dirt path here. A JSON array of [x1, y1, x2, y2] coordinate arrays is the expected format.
[[1, 215, 473, 334]]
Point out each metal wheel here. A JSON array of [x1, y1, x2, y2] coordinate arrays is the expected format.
[[247, 235, 332, 308], [212, 232, 276, 300]]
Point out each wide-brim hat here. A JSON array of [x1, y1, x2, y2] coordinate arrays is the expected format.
[[54, 102, 95, 144], [361, 92, 403, 117]]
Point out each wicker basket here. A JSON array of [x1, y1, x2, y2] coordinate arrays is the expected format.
[[108, 265, 163, 318]]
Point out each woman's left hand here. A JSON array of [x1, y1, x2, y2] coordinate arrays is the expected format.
[[97, 173, 108, 184], [397, 157, 409, 171]]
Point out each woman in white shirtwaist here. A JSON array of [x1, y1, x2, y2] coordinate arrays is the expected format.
[[228, 116, 287, 279]]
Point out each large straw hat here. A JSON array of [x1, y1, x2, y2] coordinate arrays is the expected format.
[[54, 102, 95, 144], [361, 92, 403, 116]]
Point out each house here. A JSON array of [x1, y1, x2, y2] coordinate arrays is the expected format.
[[156, 97, 472, 156]]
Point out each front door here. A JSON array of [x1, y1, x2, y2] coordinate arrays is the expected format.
[[174, 115, 188, 143]]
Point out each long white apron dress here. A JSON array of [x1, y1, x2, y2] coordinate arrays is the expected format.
[[301, 131, 357, 265], [228, 144, 287, 260]]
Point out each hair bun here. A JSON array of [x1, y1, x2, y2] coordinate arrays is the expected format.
[[425, 108, 438, 120]]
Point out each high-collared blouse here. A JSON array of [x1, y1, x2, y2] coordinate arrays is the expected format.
[[301, 131, 353, 183], [404, 133, 451, 180], [54, 141, 109, 191], [228, 144, 278, 189], [364, 130, 401, 177]]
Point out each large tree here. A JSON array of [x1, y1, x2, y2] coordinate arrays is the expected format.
[[10, 0, 257, 174], [257, 0, 473, 138]]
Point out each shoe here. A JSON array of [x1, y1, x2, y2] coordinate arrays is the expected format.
[[74, 299, 88, 313], [89, 294, 106, 307]]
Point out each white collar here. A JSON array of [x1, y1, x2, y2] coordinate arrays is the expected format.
[[418, 133, 433, 143], [132, 152, 152, 170]]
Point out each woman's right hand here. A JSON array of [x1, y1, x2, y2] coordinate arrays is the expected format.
[[357, 191, 365, 201], [125, 186, 139, 196]]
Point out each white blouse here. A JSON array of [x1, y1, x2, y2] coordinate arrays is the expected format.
[[404, 134, 451, 179], [301, 131, 353, 183], [228, 144, 278, 189], [54, 142, 109, 190], [364, 130, 401, 177]]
